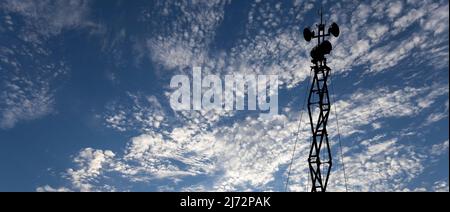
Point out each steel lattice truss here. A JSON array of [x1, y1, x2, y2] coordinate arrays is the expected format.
[[302, 8, 340, 192], [307, 60, 332, 192]]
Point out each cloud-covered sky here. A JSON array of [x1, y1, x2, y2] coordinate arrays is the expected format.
[[0, 0, 448, 192]]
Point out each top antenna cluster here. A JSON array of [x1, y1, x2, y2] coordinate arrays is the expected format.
[[303, 8, 340, 62]]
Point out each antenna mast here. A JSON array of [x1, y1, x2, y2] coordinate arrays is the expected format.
[[302, 9, 340, 192]]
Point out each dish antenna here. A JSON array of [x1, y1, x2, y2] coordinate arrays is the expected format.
[[303, 28, 314, 42], [329, 22, 340, 37]]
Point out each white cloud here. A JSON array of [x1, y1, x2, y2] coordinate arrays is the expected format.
[[65, 148, 115, 192], [330, 0, 449, 74], [422, 4, 449, 36], [144, 0, 314, 89], [0, 34, 68, 129], [120, 131, 218, 179], [0, 82, 55, 129], [387, 1, 403, 19], [432, 180, 449, 192], [328, 136, 426, 192], [333, 84, 447, 137], [394, 8, 423, 30], [367, 24, 389, 42], [430, 140, 449, 156], [145, 0, 228, 71], [36, 185, 71, 192], [2, 0, 95, 40], [0, 0, 96, 129], [104, 93, 166, 132], [371, 122, 382, 130], [424, 112, 448, 126]]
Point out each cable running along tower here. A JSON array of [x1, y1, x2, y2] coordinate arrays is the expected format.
[[303, 10, 340, 192]]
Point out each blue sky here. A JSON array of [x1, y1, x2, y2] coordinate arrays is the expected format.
[[0, 0, 448, 192]]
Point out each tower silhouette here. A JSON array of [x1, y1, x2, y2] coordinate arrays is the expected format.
[[303, 9, 340, 192]]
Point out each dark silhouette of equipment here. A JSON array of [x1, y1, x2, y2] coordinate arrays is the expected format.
[[303, 9, 340, 192]]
